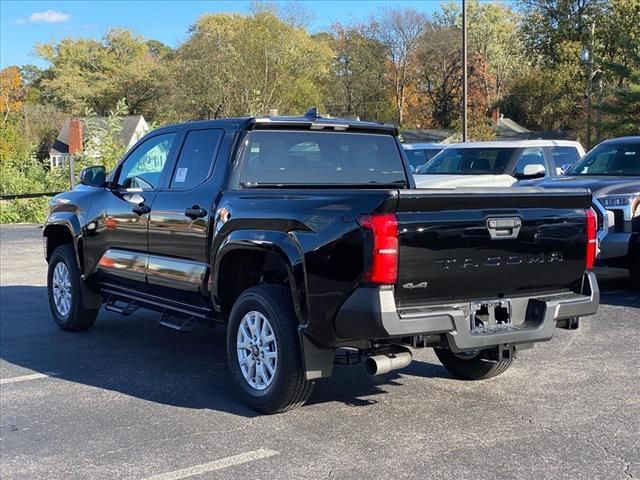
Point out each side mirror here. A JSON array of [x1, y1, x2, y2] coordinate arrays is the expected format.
[[79, 166, 106, 187], [561, 163, 573, 174], [521, 164, 546, 178]]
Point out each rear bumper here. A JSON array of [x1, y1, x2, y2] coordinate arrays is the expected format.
[[335, 272, 599, 352]]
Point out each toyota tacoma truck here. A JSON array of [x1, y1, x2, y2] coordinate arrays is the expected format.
[[44, 111, 600, 413]]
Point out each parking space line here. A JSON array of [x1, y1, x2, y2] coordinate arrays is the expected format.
[[142, 448, 279, 480], [0, 373, 53, 385]]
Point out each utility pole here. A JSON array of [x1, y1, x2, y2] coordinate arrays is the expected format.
[[585, 22, 595, 149], [462, 0, 468, 142]]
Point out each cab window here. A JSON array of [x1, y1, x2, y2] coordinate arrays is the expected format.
[[116, 133, 176, 190], [170, 129, 223, 189], [514, 148, 546, 176]]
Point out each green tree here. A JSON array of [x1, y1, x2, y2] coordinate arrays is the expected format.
[[80, 98, 129, 171], [519, 0, 607, 65], [500, 41, 585, 131], [321, 23, 394, 122], [165, 11, 331, 121], [434, 0, 524, 103], [35, 29, 166, 118]]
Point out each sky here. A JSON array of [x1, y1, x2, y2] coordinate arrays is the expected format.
[[0, 0, 446, 68]]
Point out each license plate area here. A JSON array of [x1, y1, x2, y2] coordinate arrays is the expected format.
[[470, 299, 512, 333]]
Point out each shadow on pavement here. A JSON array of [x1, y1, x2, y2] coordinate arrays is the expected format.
[[0, 285, 445, 415], [594, 269, 639, 308]]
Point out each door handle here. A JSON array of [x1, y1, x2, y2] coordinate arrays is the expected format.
[[132, 203, 150, 216], [185, 205, 207, 220]]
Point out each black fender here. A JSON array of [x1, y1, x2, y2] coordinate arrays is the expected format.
[[212, 229, 335, 380], [43, 212, 103, 309], [43, 212, 84, 270], [211, 229, 309, 325]]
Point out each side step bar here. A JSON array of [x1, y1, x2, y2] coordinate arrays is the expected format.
[[100, 284, 214, 321], [159, 310, 199, 333]]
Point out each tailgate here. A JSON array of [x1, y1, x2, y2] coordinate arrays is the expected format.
[[395, 188, 591, 306]]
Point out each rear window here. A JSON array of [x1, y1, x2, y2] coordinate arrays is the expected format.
[[238, 131, 407, 186], [416, 147, 514, 174]]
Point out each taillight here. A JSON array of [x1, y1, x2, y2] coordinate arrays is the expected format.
[[586, 208, 597, 270], [358, 213, 399, 285]]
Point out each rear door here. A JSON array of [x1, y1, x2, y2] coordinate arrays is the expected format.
[[394, 188, 591, 306], [146, 128, 225, 302]]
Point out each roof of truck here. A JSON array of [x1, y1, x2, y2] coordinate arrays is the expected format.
[[443, 139, 584, 149], [156, 109, 397, 135], [598, 136, 640, 144], [402, 142, 445, 150]]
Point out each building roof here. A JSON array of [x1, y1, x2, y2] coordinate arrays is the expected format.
[[400, 129, 454, 143], [494, 117, 577, 141], [50, 115, 145, 154]]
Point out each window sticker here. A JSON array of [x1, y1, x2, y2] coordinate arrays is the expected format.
[[175, 167, 188, 183]]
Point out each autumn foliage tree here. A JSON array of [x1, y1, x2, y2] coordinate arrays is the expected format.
[[0, 67, 24, 125]]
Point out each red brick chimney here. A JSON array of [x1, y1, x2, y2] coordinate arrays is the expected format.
[[491, 108, 501, 125], [68, 118, 83, 155]]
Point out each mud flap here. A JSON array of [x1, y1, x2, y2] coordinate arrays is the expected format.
[[300, 333, 334, 380]]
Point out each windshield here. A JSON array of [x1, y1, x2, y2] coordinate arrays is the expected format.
[[239, 130, 407, 187], [415, 147, 515, 175], [403, 148, 443, 170], [566, 142, 640, 176]]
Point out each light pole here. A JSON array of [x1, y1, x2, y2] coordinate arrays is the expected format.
[[583, 22, 595, 149], [462, 0, 468, 142]]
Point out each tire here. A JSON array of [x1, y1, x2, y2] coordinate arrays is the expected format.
[[226, 285, 314, 413], [47, 244, 99, 331], [434, 348, 513, 380]]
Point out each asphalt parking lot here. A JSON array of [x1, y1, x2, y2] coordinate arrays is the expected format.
[[1, 224, 638, 480]]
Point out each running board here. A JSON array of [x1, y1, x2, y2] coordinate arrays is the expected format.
[[104, 295, 140, 316], [100, 284, 213, 320], [159, 310, 199, 332]]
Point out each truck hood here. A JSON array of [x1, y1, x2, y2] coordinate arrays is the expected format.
[[413, 174, 517, 189], [523, 176, 640, 198]]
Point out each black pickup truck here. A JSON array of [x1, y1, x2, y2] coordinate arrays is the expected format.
[[44, 112, 599, 413]]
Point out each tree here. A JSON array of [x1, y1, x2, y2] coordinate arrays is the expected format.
[[165, 11, 331, 121], [35, 29, 167, 118], [518, 0, 608, 65], [435, 1, 524, 103], [321, 23, 394, 122], [415, 27, 462, 128], [500, 41, 585, 131], [80, 99, 129, 171], [0, 67, 25, 125], [371, 8, 428, 126]]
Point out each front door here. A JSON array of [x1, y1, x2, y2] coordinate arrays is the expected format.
[[84, 131, 178, 288], [147, 128, 225, 303]]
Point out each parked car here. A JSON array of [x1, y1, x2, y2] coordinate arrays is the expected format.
[[414, 140, 585, 188], [43, 111, 599, 413], [402, 142, 445, 173], [524, 136, 640, 288]]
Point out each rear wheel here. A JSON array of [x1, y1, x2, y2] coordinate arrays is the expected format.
[[434, 348, 513, 380], [226, 285, 314, 413], [47, 244, 99, 331]]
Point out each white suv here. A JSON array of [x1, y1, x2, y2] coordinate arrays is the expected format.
[[414, 140, 585, 188]]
